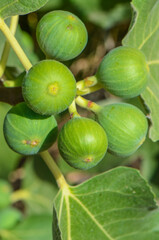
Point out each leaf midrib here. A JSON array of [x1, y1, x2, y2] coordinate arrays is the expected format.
[[58, 189, 114, 240]]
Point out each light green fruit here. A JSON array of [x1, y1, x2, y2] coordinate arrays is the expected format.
[[58, 117, 108, 170], [96, 46, 149, 98], [22, 60, 76, 115], [97, 103, 148, 156], [3, 102, 58, 155], [36, 10, 88, 61]]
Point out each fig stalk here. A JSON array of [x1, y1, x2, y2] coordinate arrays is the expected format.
[[0, 16, 19, 77], [75, 96, 101, 113], [76, 76, 102, 96], [40, 151, 69, 190], [68, 100, 80, 118], [0, 18, 32, 71], [76, 76, 98, 90], [11, 190, 30, 203]]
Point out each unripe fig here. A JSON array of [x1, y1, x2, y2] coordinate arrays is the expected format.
[[36, 10, 88, 61], [96, 46, 149, 98], [58, 117, 108, 170], [22, 60, 76, 115], [96, 103, 148, 156], [0, 180, 12, 209], [3, 102, 58, 155]]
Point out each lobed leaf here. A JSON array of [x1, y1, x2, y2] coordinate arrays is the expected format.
[[53, 167, 159, 240], [123, 0, 159, 141], [0, 0, 48, 19]]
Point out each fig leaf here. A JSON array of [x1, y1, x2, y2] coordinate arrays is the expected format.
[[53, 167, 159, 240], [123, 0, 159, 142], [0, 0, 48, 19]]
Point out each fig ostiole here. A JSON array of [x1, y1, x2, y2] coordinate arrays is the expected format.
[[36, 10, 88, 61], [58, 117, 108, 170], [3, 102, 58, 155], [96, 46, 149, 98], [22, 60, 76, 115], [96, 103, 148, 157]]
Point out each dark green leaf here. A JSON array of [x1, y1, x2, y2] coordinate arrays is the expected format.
[[0, 0, 48, 19], [53, 167, 159, 239], [53, 208, 62, 240]]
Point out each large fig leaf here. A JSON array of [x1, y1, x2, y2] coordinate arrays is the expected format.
[[53, 167, 159, 240], [123, 0, 159, 142], [0, 0, 48, 19]]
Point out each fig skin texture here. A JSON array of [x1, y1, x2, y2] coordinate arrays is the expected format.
[[22, 60, 76, 115], [3, 102, 58, 155], [97, 103, 148, 157], [58, 117, 108, 170], [96, 46, 149, 98], [36, 10, 88, 61]]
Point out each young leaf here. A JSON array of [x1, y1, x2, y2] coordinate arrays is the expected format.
[[0, 0, 48, 19], [53, 167, 159, 240], [123, 0, 159, 142]]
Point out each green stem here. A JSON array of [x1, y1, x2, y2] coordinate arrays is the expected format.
[[0, 18, 32, 71], [76, 76, 98, 90], [76, 75, 102, 96], [3, 78, 22, 87], [11, 189, 30, 203], [76, 83, 102, 96], [68, 99, 80, 118], [40, 151, 69, 190], [75, 96, 101, 113], [0, 16, 19, 77]]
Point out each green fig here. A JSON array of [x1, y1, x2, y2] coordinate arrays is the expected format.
[[58, 117, 108, 170], [36, 10, 88, 61], [96, 46, 149, 98], [22, 60, 76, 115], [3, 102, 58, 155], [96, 103, 148, 156]]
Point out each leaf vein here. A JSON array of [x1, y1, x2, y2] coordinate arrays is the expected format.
[[70, 193, 114, 240]]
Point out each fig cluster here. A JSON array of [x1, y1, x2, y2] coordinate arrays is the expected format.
[[3, 10, 149, 170]]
